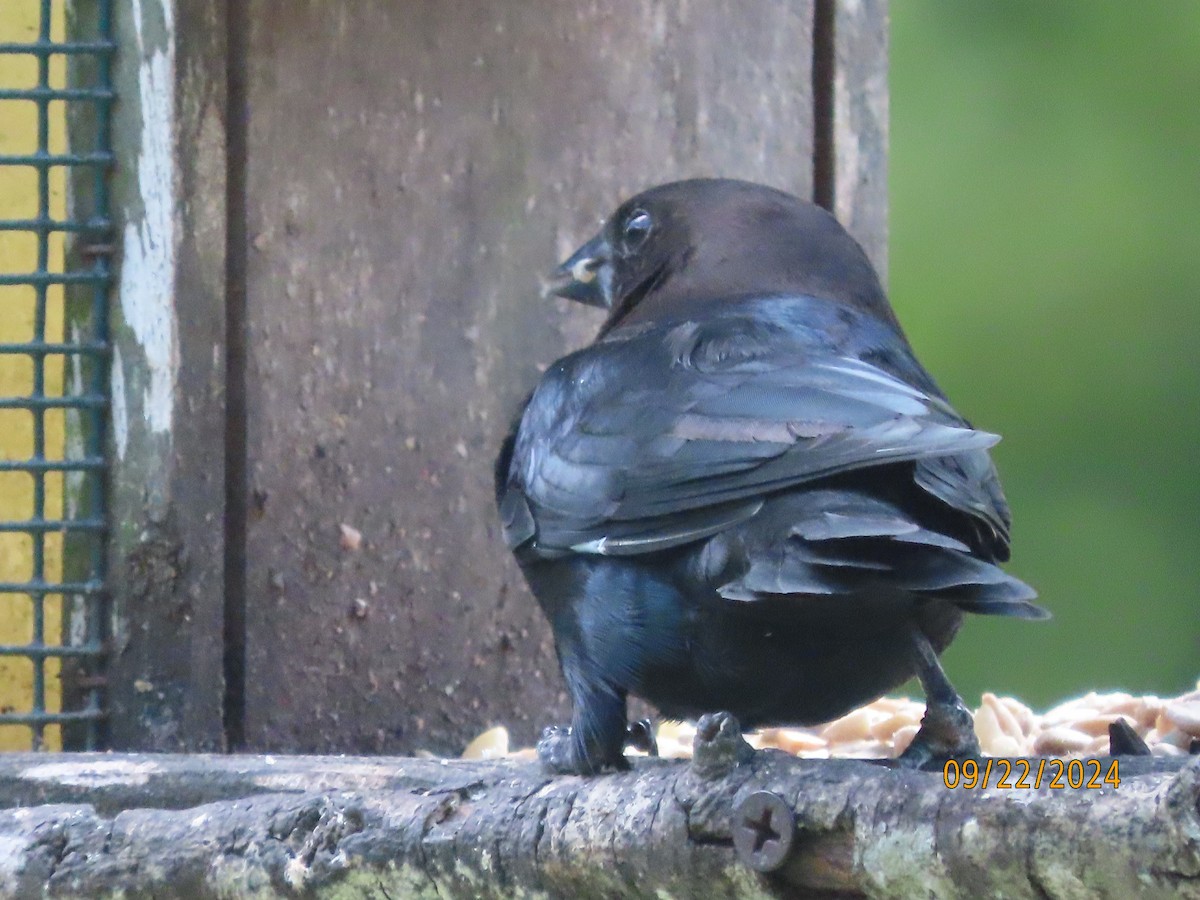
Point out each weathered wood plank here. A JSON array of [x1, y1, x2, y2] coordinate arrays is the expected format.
[[814, 0, 889, 278], [832, 0, 889, 278], [1, 741, 1196, 899], [238, 1, 823, 755], [80, 0, 890, 753], [99, 0, 228, 751]]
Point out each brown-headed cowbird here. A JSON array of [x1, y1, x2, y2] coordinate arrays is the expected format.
[[496, 178, 1045, 774]]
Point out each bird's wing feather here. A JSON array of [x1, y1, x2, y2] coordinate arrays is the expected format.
[[505, 310, 999, 557], [713, 489, 1045, 618], [913, 450, 1012, 560]]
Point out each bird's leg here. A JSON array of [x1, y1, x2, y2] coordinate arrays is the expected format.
[[537, 674, 629, 775], [896, 625, 981, 770]]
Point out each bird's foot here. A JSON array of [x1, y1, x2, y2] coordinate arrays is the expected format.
[[626, 718, 659, 756], [896, 696, 981, 771], [691, 711, 755, 779], [536, 724, 628, 775]]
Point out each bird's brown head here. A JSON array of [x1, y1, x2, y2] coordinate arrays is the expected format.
[[546, 178, 898, 334]]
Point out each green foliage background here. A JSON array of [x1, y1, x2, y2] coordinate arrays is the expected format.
[[891, 2, 1200, 707]]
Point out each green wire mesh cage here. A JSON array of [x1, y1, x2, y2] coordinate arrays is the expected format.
[[0, 0, 112, 751]]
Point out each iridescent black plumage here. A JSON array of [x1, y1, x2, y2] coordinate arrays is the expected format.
[[498, 179, 1044, 773]]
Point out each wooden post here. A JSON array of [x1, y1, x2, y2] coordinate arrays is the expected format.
[[83, 1, 889, 753], [85, 0, 229, 751], [236, 0, 839, 757], [828, 0, 889, 277]]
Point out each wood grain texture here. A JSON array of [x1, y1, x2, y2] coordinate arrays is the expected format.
[[1, 744, 1196, 898], [100, 0, 229, 752], [832, 0, 890, 278], [238, 1, 820, 755]]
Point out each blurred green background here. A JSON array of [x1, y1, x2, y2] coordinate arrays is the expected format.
[[891, 1, 1200, 708]]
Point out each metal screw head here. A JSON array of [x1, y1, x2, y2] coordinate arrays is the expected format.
[[732, 790, 795, 873]]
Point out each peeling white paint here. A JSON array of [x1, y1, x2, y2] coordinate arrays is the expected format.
[[22, 759, 162, 787], [64, 324, 88, 493], [110, 342, 128, 460], [65, 324, 94, 648], [118, 0, 178, 437], [66, 596, 87, 647], [63, 321, 89, 540]]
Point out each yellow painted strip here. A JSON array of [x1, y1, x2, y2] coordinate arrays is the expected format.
[[0, 3, 67, 751]]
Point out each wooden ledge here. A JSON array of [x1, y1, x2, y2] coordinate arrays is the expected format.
[[1, 736, 1197, 899]]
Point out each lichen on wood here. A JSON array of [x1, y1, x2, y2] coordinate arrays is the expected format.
[[1, 717, 1198, 899]]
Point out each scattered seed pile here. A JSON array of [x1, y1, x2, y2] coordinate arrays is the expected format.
[[461, 685, 1200, 761]]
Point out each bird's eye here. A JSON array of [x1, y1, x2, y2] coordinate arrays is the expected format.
[[621, 210, 652, 250]]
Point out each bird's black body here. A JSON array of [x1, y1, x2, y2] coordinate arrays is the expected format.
[[497, 179, 1044, 773]]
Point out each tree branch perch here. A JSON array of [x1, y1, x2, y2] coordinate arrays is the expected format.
[[2, 723, 1198, 899]]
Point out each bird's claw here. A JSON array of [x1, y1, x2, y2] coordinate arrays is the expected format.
[[626, 718, 659, 756], [896, 697, 981, 771], [536, 724, 628, 775], [691, 711, 755, 778], [536, 725, 584, 774]]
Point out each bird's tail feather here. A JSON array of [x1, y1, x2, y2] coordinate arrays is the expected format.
[[715, 488, 1047, 619]]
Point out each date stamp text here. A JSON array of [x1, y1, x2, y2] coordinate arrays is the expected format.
[[943, 758, 1120, 790]]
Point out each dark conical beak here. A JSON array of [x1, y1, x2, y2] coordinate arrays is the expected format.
[[544, 232, 611, 308]]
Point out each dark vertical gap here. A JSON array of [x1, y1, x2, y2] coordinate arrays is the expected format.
[[223, 0, 249, 752], [90, 0, 115, 753], [812, 0, 836, 211]]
